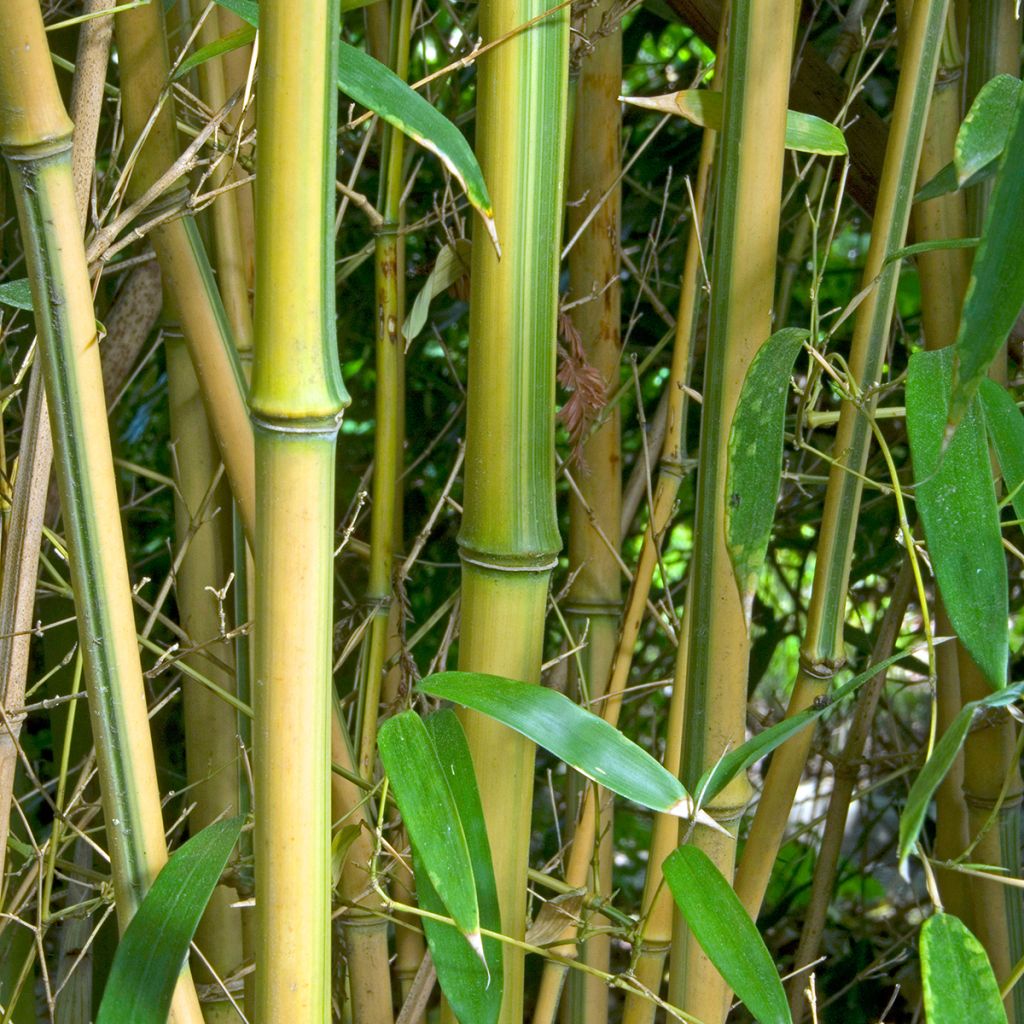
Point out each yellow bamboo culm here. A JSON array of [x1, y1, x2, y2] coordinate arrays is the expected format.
[[0, 3, 203, 1022]]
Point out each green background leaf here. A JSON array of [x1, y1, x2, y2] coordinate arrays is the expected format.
[[921, 914, 1007, 1024], [419, 672, 716, 826], [725, 327, 808, 606], [663, 846, 792, 1024], [417, 710, 503, 1024], [979, 377, 1024, 527], [0, 279, 34, 311], [96, 817, 243, 1024], [907, 347, 1007, 688], [377, 711, 482, 955]]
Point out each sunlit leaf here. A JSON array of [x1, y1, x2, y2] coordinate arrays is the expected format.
[[96, 817, 243, 1024], [921, 913, 1007, 1024], [418, 672, 722, 830], [949, 91, 1024, 423], [907, 347, 1007, 688], [621, 90, 847, 155], [0, 278, 33, 311], [954, 74, 1021, 185], [377, 711, 483, 960], [663, 846, 792, 1024], [725, 328, 808, 610], [417, 710, 502, 1024]]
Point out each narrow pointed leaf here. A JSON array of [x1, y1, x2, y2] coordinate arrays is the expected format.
[[898, 703, 975, 868], [663, 846, 792, 1024], [211, 3, 495, 247], [336, 43, 497, 251], [726, 327, 808, 606], [699, 646, 918, 801], [377, 711, 482, 952], [418, 672, 720, 829], [907, 348, 1007, 687], [95, 816, 243, 1024], [402, 239, 471, 342], [921, 914, 1007, 1024], [621, 90, 847, 156], [953, 74, 1021, 186], [417, 710, 502, 1024], [915, 161, 961, 203], [172, 24, 257, 82], [212, 0, 259, 25], [949, 91, 1024, 423], [899, 681, 1024, 865], [0, 278, 33, 311], [979, 377, 1024, 526]]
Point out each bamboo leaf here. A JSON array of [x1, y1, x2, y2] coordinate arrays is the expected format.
[[417, 710, 502, 1024], [212, 0, 259, 25], [953, 74, 1021, 186], [663, 846, 792, 1024], [725, 327, 808, 608], [979, 377, 1024, 526], [0, 278, 33, 311], [172, 24, 256, 82], [949, 91, 1024, 424], [418, 672, 722, 830], [898, 681, 1024, 865], [95, 817, 243, 1024], [403, 239, 472, 342], [621, 90, 847, 156], [377, 711, 484, 960], [921, 914, 1007, 1024], [898, 702, 975, 869], [336, 44, 496, 251], [699, 646, 919, 802], [211, 3, 495, 248], [906, 347, 1007, 688]]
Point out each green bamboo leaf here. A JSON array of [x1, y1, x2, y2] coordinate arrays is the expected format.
[[725, 327, 808, 609], [898, 702, 975, 868], [921, 914, 1007, 1024], [621, 90, 847, 156], [906, 348, 1007, 688], [698, 646, 918, 802], [979, 377, 1024, 526], [172, 24, 256, 82], [914, 161, 961, 203], [949, 91, 1024, 424], [0, 279, 33, 311], [418, 672, 723, 830], [212, 0, 259, 26], [337, 43, 497, 252], [898, 681, 1024, 865], [377, 711, 484, 961], [954, 74, 1021, 186], [403, 239, 472, 342], [418, 710, 502, 1024], [210, 4, 495, 248], [95, 816, 243, 1024], [663, 846, 792, 1024]]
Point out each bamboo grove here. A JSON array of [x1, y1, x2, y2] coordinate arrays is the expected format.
[[0, 0, 1023, 1022]]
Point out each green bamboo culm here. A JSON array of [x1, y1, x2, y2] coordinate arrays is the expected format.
[[249, 0, 347, 1020], [0, 4, 205, 1023], [733, 0, 952, 926], [455, 1, 570, 1020], [666, 2, 794, 1020]]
